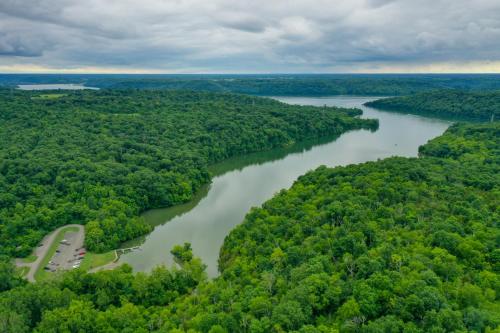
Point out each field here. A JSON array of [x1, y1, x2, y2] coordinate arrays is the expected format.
[[30, 93, 66, 100]]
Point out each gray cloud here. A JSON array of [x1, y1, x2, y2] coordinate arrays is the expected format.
[[0, 0, 499, 72], [215, 12, 268, 33], [0, 34, 41, 57]]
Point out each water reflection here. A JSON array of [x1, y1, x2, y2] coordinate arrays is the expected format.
[[118, 96, 451, 277]]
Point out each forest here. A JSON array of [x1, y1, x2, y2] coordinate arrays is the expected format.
[[3, 74, 500, 96], [0, 88, 376, 257], [85, 75, 500, 96], [0, 121, 498, 332], [365, 90, 500, 120]]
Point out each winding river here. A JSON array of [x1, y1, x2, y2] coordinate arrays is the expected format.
[[118, 96, 451, 277]]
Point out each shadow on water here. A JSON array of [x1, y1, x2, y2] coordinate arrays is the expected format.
[[208, 133, 346, 176], [140, 133, 345, 227], [118, 133, 348, 249]]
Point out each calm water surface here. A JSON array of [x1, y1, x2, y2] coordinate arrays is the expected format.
[[119, 96, 451, 277], [17, 84, 99, 90]]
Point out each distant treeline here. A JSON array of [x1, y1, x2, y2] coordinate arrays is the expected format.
[[2, 74, 500, 96], [365, 90, 500, 120], [0, 89, 376, 257]]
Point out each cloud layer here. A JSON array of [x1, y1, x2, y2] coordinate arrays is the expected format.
[[0, 0, 499, 73]]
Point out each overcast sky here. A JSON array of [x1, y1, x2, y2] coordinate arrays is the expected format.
[[0, 0, 499, 73]]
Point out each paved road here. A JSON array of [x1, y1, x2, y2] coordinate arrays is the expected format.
[[15, 224, 84, 282]]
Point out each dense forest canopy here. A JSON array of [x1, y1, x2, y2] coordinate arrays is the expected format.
[[365, 90, 500, 121], [0, 122, 498, 332], [0, 88, 376, 257], [2, 74, 500, 96]]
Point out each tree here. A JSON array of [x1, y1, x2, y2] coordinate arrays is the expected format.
[[0, 258, 24, 292], [35, 300, 97, 333]]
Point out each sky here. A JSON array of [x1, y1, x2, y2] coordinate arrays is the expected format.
[[0, 0, 499, 74]]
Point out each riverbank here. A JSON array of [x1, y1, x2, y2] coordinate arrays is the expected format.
[[1, 89, 375, 260], [364, 90, 500, 121], [14, 96, 453, 279], [117, 96, 451, 277]]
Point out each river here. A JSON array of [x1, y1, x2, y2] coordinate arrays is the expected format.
[[118, 96, 451, 277]]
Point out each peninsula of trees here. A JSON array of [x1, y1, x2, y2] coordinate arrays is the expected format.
[[365, 90, 500, 121], [0, 89, 377, 257]]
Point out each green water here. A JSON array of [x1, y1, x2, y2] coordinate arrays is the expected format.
[[119, 96, 451, 277]]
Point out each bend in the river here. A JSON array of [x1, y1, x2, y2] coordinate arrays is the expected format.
[[118, 96, 451, 277]]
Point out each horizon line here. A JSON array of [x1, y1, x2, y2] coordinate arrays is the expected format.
[[1, 72, 500, 75]]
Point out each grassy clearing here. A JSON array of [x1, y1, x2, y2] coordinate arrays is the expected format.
[[31, 94, 66, 100], [34, 226, 79, 282], [80, 251, 116, 271]]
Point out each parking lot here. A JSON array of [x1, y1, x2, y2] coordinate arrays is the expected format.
[[45, 228, 85, 273]]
